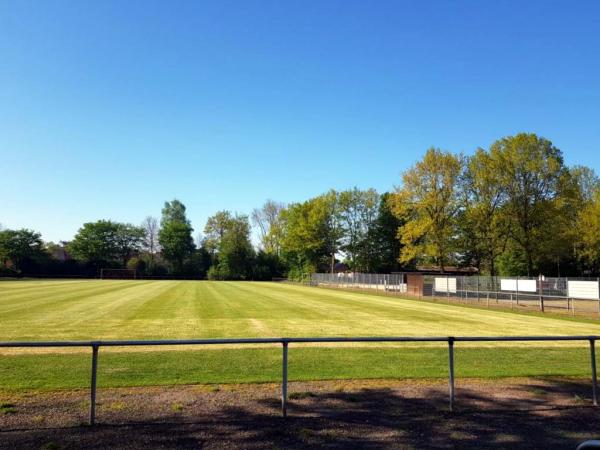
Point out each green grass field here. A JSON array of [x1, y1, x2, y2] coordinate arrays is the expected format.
[[0, 280, 599, 390]]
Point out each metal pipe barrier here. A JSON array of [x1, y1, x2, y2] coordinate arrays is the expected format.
[[0, 335, 598, 425]]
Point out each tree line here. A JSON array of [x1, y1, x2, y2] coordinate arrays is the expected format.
[[2, 133, 600, 279]]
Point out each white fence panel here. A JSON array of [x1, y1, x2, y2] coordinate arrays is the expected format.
[[434, 277, 457, 293], [567, 280, 600, 300], [500, 279, 537, 293]]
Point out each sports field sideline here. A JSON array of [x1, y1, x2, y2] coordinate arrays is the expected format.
[[0, 280, 599, 390]]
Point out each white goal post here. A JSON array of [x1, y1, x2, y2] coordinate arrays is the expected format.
[[100, 268, 137, 279]]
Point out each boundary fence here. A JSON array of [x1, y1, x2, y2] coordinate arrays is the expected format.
[[311, 273, 600, 316], [0, 335, 598, 425]]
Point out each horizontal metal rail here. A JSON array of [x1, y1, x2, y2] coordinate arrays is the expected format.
[[2, 335, 600, 347], [0, 335, 598, 425]]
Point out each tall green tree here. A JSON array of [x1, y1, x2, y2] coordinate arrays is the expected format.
[[160, 199, 190, 226], [369, 193, 404, 272], [575, 188, 600, 273], [159, 221, 196, 271], [0, 229, 45, 272], [338, 188, 379, 271], [207, 214, 255, 280], [492, 133, 567, 275], [390, 148, 463, 272], [203, 210, 234, 256], [279, 197, 331, 278], [460, 148, 508, 275], [322, 190, 344, 274], [158, 200, 195, 272], [68, 221, 144, 268]]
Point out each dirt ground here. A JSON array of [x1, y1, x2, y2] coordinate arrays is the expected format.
[[1, 378, 599, 449]]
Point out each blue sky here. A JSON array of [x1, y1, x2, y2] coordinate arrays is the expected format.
[[1, 0, 599, 242]]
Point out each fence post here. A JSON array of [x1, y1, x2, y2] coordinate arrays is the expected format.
[[477, 276, 480, 302], [448, 337, 455, 412], [90, 343, 99, 426], [496, 277, 499, 304], [539, 278, 544, 312], [516, 276, 519, 306], [590, 339, 598, 407], [282, 341, 289, 417]]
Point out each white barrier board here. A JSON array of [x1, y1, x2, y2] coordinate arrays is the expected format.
[[567, 281, 600, 300], [434, 277, 457, 293], [500, 279, 537, 293]]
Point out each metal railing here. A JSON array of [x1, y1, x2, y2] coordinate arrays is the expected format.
[[0, 335, 598, 425]]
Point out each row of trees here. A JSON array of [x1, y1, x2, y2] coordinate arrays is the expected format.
[[3, 133, 600, 279], [392, 133, 600, 276]]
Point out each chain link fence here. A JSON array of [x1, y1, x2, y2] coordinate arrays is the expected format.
[[311, 273, 600, 316]]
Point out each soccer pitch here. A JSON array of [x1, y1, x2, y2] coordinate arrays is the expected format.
[[0, 280, 599, 390]]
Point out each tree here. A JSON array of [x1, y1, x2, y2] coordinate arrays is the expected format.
[[279, 197, 331, 279], [570, 165, 600, 204], [141, 216, 160, 269], [68, 220, 144, 269], [159, 200, 195, 273], [369, 193, 404, 272], [251, 200, 286, 254], [114, 223, 146, 266], [253, 250, 285, 280], [159, 221, 195, 272], [492, 133, 567, 275], [208, 215, 254, 280], [0, 229, 45, 272], [321, 190, 345, 274], [575, 188, 600, 273], [160, 199, 190, 226], [460, 148, 508, 275], [390, 148, 463, 272], [338, 188, 379, 271], [204, 210, 234, 256]]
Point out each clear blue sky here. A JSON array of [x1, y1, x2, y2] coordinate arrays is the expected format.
[[1, 0, 599, 242]]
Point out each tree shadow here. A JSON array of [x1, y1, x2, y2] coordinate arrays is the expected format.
[[1, 378, 599, 449]]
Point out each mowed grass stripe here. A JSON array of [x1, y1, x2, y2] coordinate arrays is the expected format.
[[0, 280, 599, 343], [0, 280, 158, 319], [0, 346, 597, 391]]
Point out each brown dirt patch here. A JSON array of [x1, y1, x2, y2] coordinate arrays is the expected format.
[[1, 378, 599, 449]]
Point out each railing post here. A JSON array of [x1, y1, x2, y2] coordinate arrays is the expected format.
[[448, 337, 455, 412], [282, 341, 289, 417], [590, 338, 598, 407], [90, 343, 99, 425]]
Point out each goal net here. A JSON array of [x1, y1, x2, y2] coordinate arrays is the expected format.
[[100, 268, 137, 279]]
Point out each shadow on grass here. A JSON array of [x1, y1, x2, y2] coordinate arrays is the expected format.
[[1, 378, 600, 449]]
